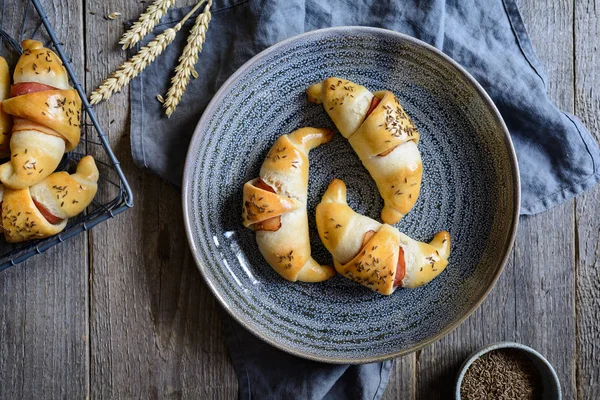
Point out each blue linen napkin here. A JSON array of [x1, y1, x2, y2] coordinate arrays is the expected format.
[[128, 0, 600, 398]]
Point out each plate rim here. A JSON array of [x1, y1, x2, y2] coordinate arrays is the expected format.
[[181, 26, 521, 364]]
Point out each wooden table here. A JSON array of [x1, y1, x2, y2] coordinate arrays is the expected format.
[[1, 0, 598, 398]]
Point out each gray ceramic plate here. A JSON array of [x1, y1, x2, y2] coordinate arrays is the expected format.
[[182, 27, 520, 363]]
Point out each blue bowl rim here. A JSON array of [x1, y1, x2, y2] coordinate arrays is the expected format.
[[181, 26, 522, 364], [454, 341, 562, 399]]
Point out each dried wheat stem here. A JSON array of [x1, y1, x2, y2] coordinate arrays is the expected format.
[[90, 28, 178, 105], [163, 0, 212, 117], [119, 0, 176, 50], [90, 1, 206, 105]]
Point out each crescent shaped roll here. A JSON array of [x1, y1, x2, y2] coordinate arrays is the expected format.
[[14, 40, 71, 90], [242, 127, 336, 283], [307, 77, 422, 224], [0, 57, 11, 158], [0, 40, 81, 189], [1, 185, 67, 242], [3, 89, 81, 150], [1, 156, 99, 243], [29, 155, 99, 220], [316, 179, 450, 295]]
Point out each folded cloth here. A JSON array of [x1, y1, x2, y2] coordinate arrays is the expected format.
[[129, 0, 600, 398], [222, 310, 392, 400]]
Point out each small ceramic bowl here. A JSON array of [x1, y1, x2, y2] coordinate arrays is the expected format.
[[455, 342, 561, 399]]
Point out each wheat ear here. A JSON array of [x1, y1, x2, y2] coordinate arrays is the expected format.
[[163, 0, 212, 117], [119, 0, 176, 50], [90, 1, 207, 105]]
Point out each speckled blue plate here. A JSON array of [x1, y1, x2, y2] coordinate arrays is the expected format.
[[182, 27, 520, 363]]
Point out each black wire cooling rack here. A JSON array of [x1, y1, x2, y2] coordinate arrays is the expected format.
[[0, 0, 133, 272]]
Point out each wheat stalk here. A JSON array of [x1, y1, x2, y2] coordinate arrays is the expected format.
[[90, 1, 206, 105], [163, 0, 212, 117], [119, 0, 176, 50], [90, 28, 178, 105]]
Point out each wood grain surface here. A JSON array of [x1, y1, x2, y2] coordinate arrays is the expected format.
[[510, 1, 577, 398], [84, 0, 237, 398], [574, 1, 600, 399], [0, 0, 598, 399]]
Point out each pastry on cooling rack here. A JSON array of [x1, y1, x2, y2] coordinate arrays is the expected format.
[[242, 127, 336, 282], [316, 179, 450, 295], [307, 77, 422, 224], [0, 155, 98, 242], [0, 39, 81, 189]]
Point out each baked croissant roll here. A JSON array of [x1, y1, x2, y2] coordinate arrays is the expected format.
[[0, 56, 11, 158], [242, 127, 336, 282], [0, 40, 81, 189], [316, 179, 450, 295], [307, 78, 422, 224], [1, 156, 98, 242]]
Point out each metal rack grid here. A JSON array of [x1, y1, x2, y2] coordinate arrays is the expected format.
[[0, 0, 133, 272]]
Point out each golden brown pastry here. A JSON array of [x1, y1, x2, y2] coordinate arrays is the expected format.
[[0, 56, 11, 158], [307, 77, 422, 224], [1, 156, 98, 242], [0, 40, 81, 189], [242, 127, 336, 282], [316, 179, 450, 295], [29, 155, 98, 220]]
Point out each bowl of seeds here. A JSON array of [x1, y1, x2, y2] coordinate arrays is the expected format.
[[455, 342, 561, 400]]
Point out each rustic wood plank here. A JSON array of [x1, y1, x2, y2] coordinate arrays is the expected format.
[[382, 354, 415, 399], [574, 1, 600, 399], [515, 1, 577, 398], [416, 1, 577, 398], [0, 1, 89, 399], [85, 0, 237, 398]]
